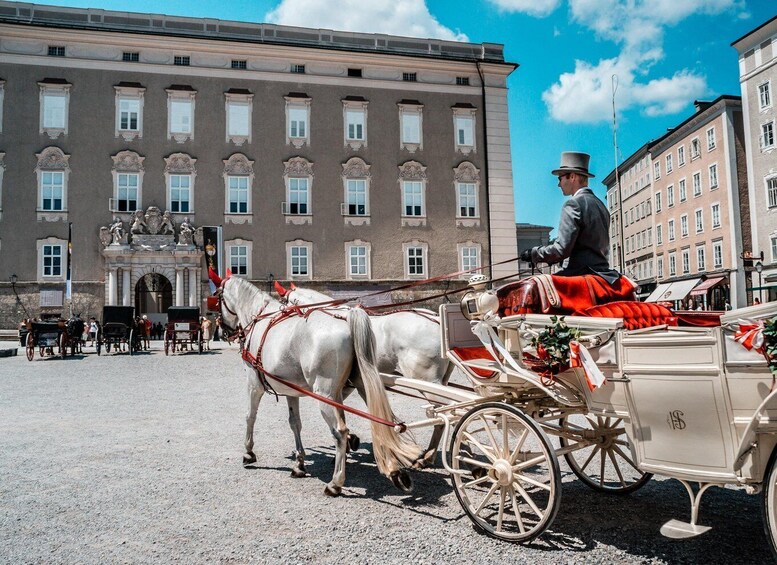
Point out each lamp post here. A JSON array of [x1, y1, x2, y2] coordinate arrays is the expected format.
[[756, 261, 764, 304]]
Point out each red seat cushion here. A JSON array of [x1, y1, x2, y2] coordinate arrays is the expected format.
[[451, 346, 498, 379], [583, 301, 677, 330]]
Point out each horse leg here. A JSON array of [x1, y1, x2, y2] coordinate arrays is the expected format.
[[413, 424, 444, 469], [319, 404, 349, 497], [286, 397, 307, 478], [243, 368, 264, 466]]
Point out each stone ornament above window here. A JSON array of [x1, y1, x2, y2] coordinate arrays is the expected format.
[[36, 146, 70, 171], [111, 150, 145, 172], [223, 153, 254, 176], [341, 157, 371, 179], [283, 156, 314, 178], [164, 152, 197, 175], [398, 160, 427, 180], [454, 161, 480, 183]]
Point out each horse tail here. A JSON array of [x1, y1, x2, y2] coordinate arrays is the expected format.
[[348, 308, 421, 476]]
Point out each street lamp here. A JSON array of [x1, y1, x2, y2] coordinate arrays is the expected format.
[[756, 261, 764, 304]]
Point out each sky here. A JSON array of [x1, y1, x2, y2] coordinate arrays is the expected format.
[[22, 0, 776, 232]]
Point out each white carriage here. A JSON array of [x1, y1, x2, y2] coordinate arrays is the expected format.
[[381, 285, 777, 555]]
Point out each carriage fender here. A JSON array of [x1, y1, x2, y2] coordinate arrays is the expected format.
[[734, 387, 777, 472]]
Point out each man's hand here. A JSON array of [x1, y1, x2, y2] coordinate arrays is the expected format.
[[519, 248, 533, 263]]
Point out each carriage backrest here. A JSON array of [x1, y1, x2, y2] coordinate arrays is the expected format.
[[102, 306, 135, 326], [166, 307, 200, 323]]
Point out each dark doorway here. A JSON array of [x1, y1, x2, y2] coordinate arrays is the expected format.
[[135, 273, 172, 315]]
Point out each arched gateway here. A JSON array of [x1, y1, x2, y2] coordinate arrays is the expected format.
[[99, 206, 205, 315]]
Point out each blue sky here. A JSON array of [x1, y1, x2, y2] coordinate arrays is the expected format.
[[24, 0, 776, 231]]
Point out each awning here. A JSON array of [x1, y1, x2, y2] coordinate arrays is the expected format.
[[690, 276, 726, 296], [645, 283, 672, 302]]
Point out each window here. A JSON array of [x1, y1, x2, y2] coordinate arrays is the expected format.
[[231, 60, 247, 70], [669, 253, 676, 276], [290, 246, 309, 276], [656, 224, 663, 245], [682, 249, 690, 274], [654, 191, 662, 212], [772, 236, 777, 262], [713, 241, 723, 268], [115, 173, 139, 212], [290, 64, 305, 74], [346, 109, 365, 141], [285, 95, 311, 148], [667, 185, 674, 207], [229, 246, 248, 276], [287, 178, 309, 214], [460, 245, 479, 274], [169, 175, 191, 213], [41, 171, 64, 211], [695, 209, 703, 233], [48, 46, 65, 57], [679, 179, 687, 201], [166, 87, 196, 142], [760, 82, 772, 110], [122, 52, 139, 62], [768, 177, 777, 208], [119, 98, 140, 132], [454, 110, 475, 153], [666, 154, 673, 173], [398, 102, 423, 151], [711, 203, 721, 228], [114, 84, 145, 141], [681, 214, 688, 238], [225, 91, 253, 145], [668, 219, 675, 241], [763, 122, 775, 149], [403, 181, 424, 216], [348, 245, 368, 277], [658, 257, 664, 279], [402, 72, 417, 82], [403, 243, 428, 278], [697, 246, 706, 271], [174, 55, 190, 66], [0, 80, 4, 133], [39, 81, 70, 137], [706, 127, 716, 151], [457, 182, 477, 217], [456, 76, 470, 86], [228, 176, 248, 213], [346, 179, 367, 215], [347, 68, 362, 78], [678, 145, 686, 166], [42, 244, 62, 276], [691, 138, 701, 159], [654, 162, 661, 180]]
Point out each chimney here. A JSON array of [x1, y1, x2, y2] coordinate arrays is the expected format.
[[694, 100, 712, 113]]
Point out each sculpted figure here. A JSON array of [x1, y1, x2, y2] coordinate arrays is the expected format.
[[109, 217, 125, 244], [179, 217, 194, 245], [160, 210, 176, 236], [130, 210, 147, 235]]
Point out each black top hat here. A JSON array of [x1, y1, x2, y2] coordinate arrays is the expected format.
[[552, 151, 595, 178]]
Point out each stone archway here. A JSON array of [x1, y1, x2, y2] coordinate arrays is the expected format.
[[135, 273, 172, 315]]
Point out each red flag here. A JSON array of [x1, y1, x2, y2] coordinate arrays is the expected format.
[[208, 266, 222, 288]]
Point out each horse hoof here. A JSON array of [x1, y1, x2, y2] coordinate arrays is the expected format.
[[290, 468, 307, 478], [347, 434, 360, 452], [390, 470, 414, 493], [324, 485, 342, 497], [242, 452, 257, 466]]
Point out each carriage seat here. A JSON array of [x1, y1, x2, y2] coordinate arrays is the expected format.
[[582, 301, 678, 330], [497, 274, 638, 316]]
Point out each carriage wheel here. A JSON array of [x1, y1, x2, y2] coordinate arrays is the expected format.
[[197, 330, 203, 354], [449, 403, 561, 542], [164, 335, 170, 356], [26, 333, 34, 361], [40, 346, 46, 357], [129, 330, 135, 356], [59, 333, 67, 359], [558, 415, 652, 494], [763, 448, 777, 560]]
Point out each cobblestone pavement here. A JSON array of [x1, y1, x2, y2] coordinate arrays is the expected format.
[[0, 339, 773, 564]]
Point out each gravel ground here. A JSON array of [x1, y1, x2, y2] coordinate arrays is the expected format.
[[0, 338, 774, 564]]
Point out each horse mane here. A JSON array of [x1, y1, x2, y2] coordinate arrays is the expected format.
[[226, 277, 278, 324]]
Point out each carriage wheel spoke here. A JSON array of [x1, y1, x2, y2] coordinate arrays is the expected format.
[[462, 432, 497, 462], [463, 474, 492, 489], [508, 429, 529, 465], [502, 415, 509, 456], [512, 454, 547, 472], [514, 481, 543, 518], [607, 448, 626, 486], [612, 443, 640, 472], [599, 448, 606, 487], [473, 483, 500, 517], [609, 418, 623, 429], [613, 438, 630, 447], [479, 416, 500, 454], [496, 487, 506, 532], [510, 487, 527, 535], [457, 455, 492, 470], [514, 472, 552, 492], [578, 445, 599, 473]]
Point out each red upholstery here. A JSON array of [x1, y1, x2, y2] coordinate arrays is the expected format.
[[583, 301, 678, 330], [675, 311, 723, 327], [450, 346, 497, 379]]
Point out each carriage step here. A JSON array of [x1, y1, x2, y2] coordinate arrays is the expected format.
[[660, 519, 711, 539]]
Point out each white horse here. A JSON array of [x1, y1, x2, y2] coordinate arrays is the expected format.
[[280, 284, 454, 467], [218, 275, 421, 495]]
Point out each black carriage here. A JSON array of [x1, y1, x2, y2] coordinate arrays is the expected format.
[[164, 306, 203, 355], [23, 319, 70, 361], [99, 306, 140, 355]]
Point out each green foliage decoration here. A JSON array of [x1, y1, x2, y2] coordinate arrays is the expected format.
[[530, 315, 582, 374], [762, 317, 777, 377]]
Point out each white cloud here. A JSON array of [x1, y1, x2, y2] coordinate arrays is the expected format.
[[487, 0, 561, 17], [265, 0, 467, 42], [542, 0, 744, 123]]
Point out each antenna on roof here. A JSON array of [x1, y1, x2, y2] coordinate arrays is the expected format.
[[611, 74, 625, 274]]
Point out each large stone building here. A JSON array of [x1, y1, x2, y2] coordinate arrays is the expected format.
[[733, 15, 777, 303], [0, 2, 518, 325]]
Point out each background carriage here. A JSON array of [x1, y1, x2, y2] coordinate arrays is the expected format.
[[164, 306, 203, 355], [99, 306, 140, 355], [23, 318, 82, 361]]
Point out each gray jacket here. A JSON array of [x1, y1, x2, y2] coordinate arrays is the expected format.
[[530, 188, 614, 277]]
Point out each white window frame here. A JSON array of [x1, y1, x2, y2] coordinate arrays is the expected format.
[[37, 237, 66, 282], [695, 208, 703, 233], [457, 242, 482, 279], [772, 235, 777, 263], [114, 84, 145, 141], [708, 163, 718, 189], [767, 175, 777, 209], [692, 172, 702, 197], [403, 241, 428, 279], [285, 95, 311, 149], [38, 80, 71, 139], [226, 238, 252, 278], [35, 146, 70, 222], [110, 150, 145, 213], [654, 191, 662, 212], [762, 121, 775, 150], [225, 91, 253, 146], [341, 157, 371, 226], [668, 219, 675, 241], [667, 185, 674, 207], [166, 87, 196, 143], [654, 161, 661, 180], [345, 240, 371, 280], [398, 102, 423, 153], [454, 161, 481, 227], [656, 224, 663, 245], [680, 214, 689, 238], [696, 245, 706, 272], [711, 202, 721, 228], [286, 240, 312, 280], [679, 178, 687, 201], [759, 81, 772, 110], [398, 161, 427, 227], [452, 106, 476, 155], [691, 137, 701, 160], [678, 145, 685, 167], [163, 153, 196, 216], [706, 126, 716, 151], [665, 153, 673, 173], [282, 157, 314, 225], [669, 252, 676, 276], [713, 240, 723, 268], [682, 248, 690, 274], [343, 98, 368, 150], [658, 257, 664, 279], [227, 176, 250, 214], [223, 153, 254, 224]]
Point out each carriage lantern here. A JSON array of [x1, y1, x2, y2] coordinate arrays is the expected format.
[[460, 274, 499, 320]]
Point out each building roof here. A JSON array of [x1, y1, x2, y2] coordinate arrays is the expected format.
[[601, 142, 651, 186], [731, 14, 777, 50], [0, 1, 517, 67]]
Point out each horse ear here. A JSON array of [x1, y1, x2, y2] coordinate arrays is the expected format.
[[224, 269, 233, 281], [273, 280, 287, 297], [290, 282, 297, 290]]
